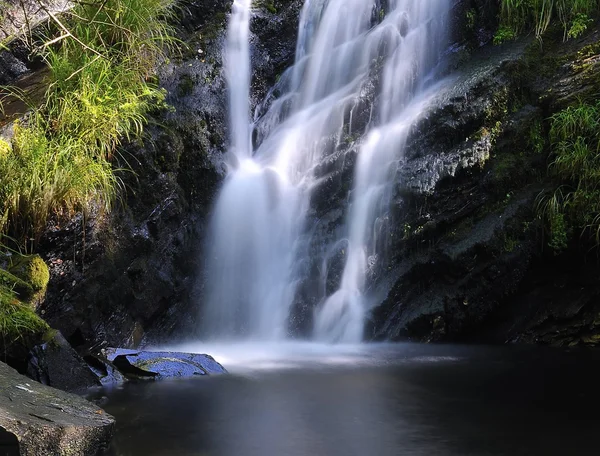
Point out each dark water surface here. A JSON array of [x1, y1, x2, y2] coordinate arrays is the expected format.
[[97, 343, 600, 456]]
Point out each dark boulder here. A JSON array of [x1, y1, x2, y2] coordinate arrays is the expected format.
[[26, 331, 101, 392]]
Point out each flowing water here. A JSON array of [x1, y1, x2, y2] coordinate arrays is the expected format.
[[99, 343, 600, 456], [203, 0, 452, 342]]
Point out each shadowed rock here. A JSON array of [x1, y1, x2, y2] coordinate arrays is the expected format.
[[26, 331, 101, 392], [0, 361, 114, 456]]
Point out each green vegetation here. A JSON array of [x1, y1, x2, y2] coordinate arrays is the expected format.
[[0, 254, 50, 353], [8, 254, 49, 292], [466, 9, 477, 30], [0, 284, 49, 353], [538, 100, 600, 252], [496, 0, 600, 42], [0, 0, 176, 249], [0, 268, 33, 301], [0, 0, 177, 348]]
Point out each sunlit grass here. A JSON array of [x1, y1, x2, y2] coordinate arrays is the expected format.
[[0, 0, 177, 248]]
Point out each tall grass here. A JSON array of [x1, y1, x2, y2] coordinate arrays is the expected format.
[[538, 100, 600, 252], [0, 0, 176, 248], [498, 0, 600, 42]]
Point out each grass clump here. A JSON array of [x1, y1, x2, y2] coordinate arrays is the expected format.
[[0, 0, 177, 248], [496, 0, 600, 43], [537, 100, 600, 252]]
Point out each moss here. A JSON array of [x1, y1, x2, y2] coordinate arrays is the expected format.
[[8, 254, 49, 292], [528, 120, 545, 154], [177, 74, 196, 97], [0, 284, 49, 350], [0, 269, 33, 301]]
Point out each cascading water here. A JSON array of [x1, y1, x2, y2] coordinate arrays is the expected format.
[[314, 2, 451, 342], [202, 0, 451, 342]]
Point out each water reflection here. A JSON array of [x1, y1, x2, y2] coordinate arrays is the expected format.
[[100, 344, 600, 456]]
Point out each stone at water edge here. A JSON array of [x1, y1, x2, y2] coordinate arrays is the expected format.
[[26, 331, 101, 392], [103, 348, 228, 379], [0, 361, 114, 456]]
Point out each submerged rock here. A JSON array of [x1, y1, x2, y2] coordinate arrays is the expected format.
[[0, 361, 114, 456], [104, 349, 227, 379]]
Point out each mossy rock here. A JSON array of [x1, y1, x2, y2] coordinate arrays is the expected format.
[[0, 284, 49, 357], [8, 254, 49, 292], [0, 268, 33, 301]]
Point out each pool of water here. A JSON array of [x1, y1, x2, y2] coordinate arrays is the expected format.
[[96, 342, 600, 456]]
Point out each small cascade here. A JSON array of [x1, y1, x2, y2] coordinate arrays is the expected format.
[[202, 0, 451, 342]]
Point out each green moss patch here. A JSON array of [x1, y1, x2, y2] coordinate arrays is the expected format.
[[0, 268, 33, 301], [0, 284, 49, 351], [8, 254, 49, 292]]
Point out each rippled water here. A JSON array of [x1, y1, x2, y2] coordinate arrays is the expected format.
[[99, 343, 600, 456]]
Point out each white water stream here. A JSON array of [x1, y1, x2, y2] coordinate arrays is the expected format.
[[202, 0, 451, 342]]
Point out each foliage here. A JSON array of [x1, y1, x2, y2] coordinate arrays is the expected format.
[[0, 283, 49, 351], [494, 25, 517, 44], [538, 100, 600, 252], [466, 9, 477, 30], [567, 13, 594, 37], [0, 0, 176, 248], [497, 0, 600, 42]]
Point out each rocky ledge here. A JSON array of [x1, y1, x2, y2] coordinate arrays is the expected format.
[[0, 361, 114, 456]]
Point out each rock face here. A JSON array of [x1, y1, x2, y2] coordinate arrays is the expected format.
[[2, 0, 600, 350], [367, 29, 600, 345], [0, 361, 114, 456], [0, 0, 73, 43]]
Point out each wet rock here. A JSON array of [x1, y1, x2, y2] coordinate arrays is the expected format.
[[104, 349, 227, 379], [368, 28, 600, 344], [0, 361, 114, 456], [26, 331, 101, 392], [85, 355, 126, 386], [0, 0, 73, 43]]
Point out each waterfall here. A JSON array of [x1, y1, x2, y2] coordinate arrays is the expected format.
[[202, 0, 451, 342], [314, 2, 451, 342]]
